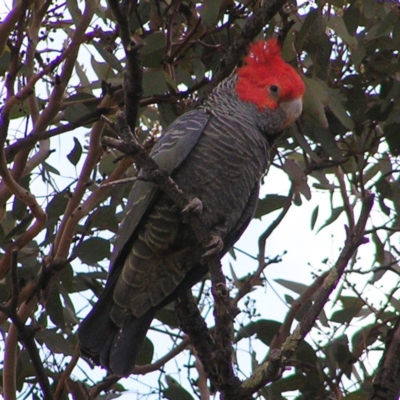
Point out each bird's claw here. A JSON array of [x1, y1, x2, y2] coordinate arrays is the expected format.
[[181, 198, 203, 222], [202, 234, 224, 258]]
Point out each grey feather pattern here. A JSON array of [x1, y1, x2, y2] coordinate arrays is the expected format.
[[78, 74, 287, 376]]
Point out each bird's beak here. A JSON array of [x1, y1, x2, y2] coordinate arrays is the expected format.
[[280, 97, 303, 127]]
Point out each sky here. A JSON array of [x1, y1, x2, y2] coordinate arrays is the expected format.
[[1, 0, 399, 398]]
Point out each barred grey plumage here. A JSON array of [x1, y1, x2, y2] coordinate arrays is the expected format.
[[78, 41, 304, 376]]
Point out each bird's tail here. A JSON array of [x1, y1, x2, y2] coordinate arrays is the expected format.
[[78, 282, 154, 376]]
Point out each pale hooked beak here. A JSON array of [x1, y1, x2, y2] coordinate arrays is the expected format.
[[280, 97, 303, 127]]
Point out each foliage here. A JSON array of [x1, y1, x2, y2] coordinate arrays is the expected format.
[[0, 0, 399, 399]]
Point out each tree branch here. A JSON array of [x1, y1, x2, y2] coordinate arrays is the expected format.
[[0, 0, 96, 213], [0, 252, 54, 399], [175, 293, 219, 384], [54, 348, 80, 400], [0, 114, 47, 280], [240, 192, 375, 395], [107, 0, 143, 135], [369, 316, 400, 400]]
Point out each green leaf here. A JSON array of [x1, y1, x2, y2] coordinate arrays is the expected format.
[[331, 307, 360, 324], [344, 389, 373, 400], [10, 100, 29, 120], [235, 319, 281, 346], [98, 153, 118, 177], [199, 0, 221, 28], [274, 279, 309, 295], [89, 206, 119, 233], [0, 47, 11, 76], [91, 40, 123, 73], [310, 205, 319, 230], [129, 0, 151, 32], [295, 340, 318, 366], [43, 162, 60, 175], [136, 337, 154, 365], [319, 308, 330, 327], [317, 207, 344, 233], [46, 285, 65, 327], [64, 92, 97, 116], [303, 76, 329, 128], [283, 159, 311, 200], [327, 89, 355, 131], [192, 59, 205, 82], [59, 263, 75, 293], [66, 0, 82, 25], [228, 247, 236, 260], [158, 102, 179, 129], [384, 123, 400, 156], [375, 10, 398, 38], [91, 55, 117, 80], [362, 0, 377, 19], [67, 137, 83, 166], [12, 175, 30, 220], [163, 376, 194, 400], [343, 4, 361, 36], [4, 214, 34, 242], [36, 329, 74, 356], [46, 192, 69, 219], [327, 16, 358, 48], [363, 163, 380, 185], [351, 323, 383, 352], [350, 42, 366, 67], [76, 237, 110, 265], [254, 195, 288, 219], [16, 350, 38, 390], [268, 373, 306, 394], [142, 69, 168, 97], [74, 271, 107, 295], [328, 335, 352, 378], [296, 9, 319, 52], [155, 307, 180, 329], [294, 300, 312, 322], [141, 32, 167, 68]]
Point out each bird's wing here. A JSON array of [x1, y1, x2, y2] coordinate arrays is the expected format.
[[221, 180, 260, 255], [78, 110, 210, 361], [109, 109, 211, 277]]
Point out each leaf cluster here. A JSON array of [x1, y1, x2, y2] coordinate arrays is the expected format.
[[0, 0, 399, 399]]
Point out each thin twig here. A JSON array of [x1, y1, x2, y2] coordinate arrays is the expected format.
[[88, 375, 120, 399], [100, 176, 138, 188], [258, 185, 294, 262], [268, 270, 329, 352], [240, 192, 374, 395], [203, 0, 288, 96], [133, 338, 189, 374], [54, 348, 80, 400]]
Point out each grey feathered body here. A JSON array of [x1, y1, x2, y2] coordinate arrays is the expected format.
[[78, 76, 287, 376]]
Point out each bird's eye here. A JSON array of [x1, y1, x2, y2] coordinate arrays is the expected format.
[[269, 85, 279, 93]]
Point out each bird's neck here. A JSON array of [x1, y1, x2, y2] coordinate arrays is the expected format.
[[202, 75, 255, 118]]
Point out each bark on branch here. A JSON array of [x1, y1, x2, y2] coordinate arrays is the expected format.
[[240, 192, 375, 395], [369, 316, 400, 400]]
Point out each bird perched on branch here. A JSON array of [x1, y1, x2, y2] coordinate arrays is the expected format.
[[78, 38, 305, 376]]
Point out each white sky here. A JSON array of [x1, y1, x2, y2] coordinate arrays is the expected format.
[[1, 0, 399, 398]]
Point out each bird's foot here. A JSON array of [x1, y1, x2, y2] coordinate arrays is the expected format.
[[181, 197, 203, 222], [202, 234, 224, 258]]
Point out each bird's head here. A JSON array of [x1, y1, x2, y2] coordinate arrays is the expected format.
[[236, 39, 305, 128]]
